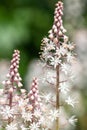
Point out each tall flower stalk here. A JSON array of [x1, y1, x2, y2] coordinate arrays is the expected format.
[[40, 1, 77, 130], [49, 2, 64, 129], [2, 50, 23, 108]]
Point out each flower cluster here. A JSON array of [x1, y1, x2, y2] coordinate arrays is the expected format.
[[40, 1, 77, 92], [0, 1, 78, 130], [40, 1, 78, 129], [48, 1, 66, 43], [28, 78, 40, 110], [40, 2, 75, 71], [2, 50, 22, 93], [0, 50, 62, 130], [0, 50, 42, 130]]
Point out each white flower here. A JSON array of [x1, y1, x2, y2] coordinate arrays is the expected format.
[[18, 99, 27, 107], [67, 52, 74, 62], [50, 56, 61, 68], [1, 106, 14, 119], [56, 46, 67, 56], [42, 37, 49, 44], [59, 82, 70, 94], [22, 110, 32, 122], [43, 47, 49, 55], [68, 43, 74, 50], [34, 109, 42, 118], [29, 122, 40, 130], [38, 114, 52, 127], [18, 99, 28, 112], [6, 123, 18, 130], [68, 115, 78, 126], [41, 93, 52, 103], [61, 63, 71, 75], [41, 48, 49, 60], [39, 115, 51, 128], [46, 41, 55, 51], [39, 116, 46, 125], [65, 96, 78, 107], [49, 109, 59, 122]]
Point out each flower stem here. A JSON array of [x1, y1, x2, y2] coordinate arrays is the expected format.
[[9, 92, 12, 108], [56, 65, 60, 130], [8, 87, 14, 108]]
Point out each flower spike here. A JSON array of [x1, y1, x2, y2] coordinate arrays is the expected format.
[[28, 78, 41, 112], [2, 50, 23, 93], [48, 1, 66, 45]]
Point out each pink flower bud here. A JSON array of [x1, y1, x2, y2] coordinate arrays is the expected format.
[[18, 82, 23, 87], [9, 87, 13, 93], [48, 34, 54, 39]]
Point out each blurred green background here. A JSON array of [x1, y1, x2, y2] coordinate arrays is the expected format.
[[0, 0, 87, 130]]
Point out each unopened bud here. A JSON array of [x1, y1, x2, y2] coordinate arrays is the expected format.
[[57, 22, 60, 27], [54, 28, 58, 33], [64, 35, 68, 42], [18, 82, 23, 87], [48, 34, 54, 39], [30, 95, 34, 100], [53, 38, 58, 44], [59, 31, 63, 36], [6, 80, 11, 85], [9, 87, 13, 93]]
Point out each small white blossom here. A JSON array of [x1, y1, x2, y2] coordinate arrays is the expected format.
[[41, 48, 49, 60], [39, 116, 51, 128], [34, 109, 42, 118], [61, 63, 71, 75], [18, 99, 27, 111], [1, 106, 14, 119], [67, 42, 74, 50], [50, 56, 61, 68], [46, 41, 55, 51], [49, 109, 59, 122], [29, 122, 40, 130], [68, 115, 78, 126], [67, 52, 74, 62], [39, 116, 46, 125], [43, 37, 49, 43], [65, 96, 78, 108], [41, 93, 52, 103], [6, 123, 18, 130], [22, 110, 32, 122], [59, 82, 70, 94], [56, 46, 67, 56]]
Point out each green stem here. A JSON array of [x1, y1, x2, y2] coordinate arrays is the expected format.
[[56, 65, 60, 130]]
